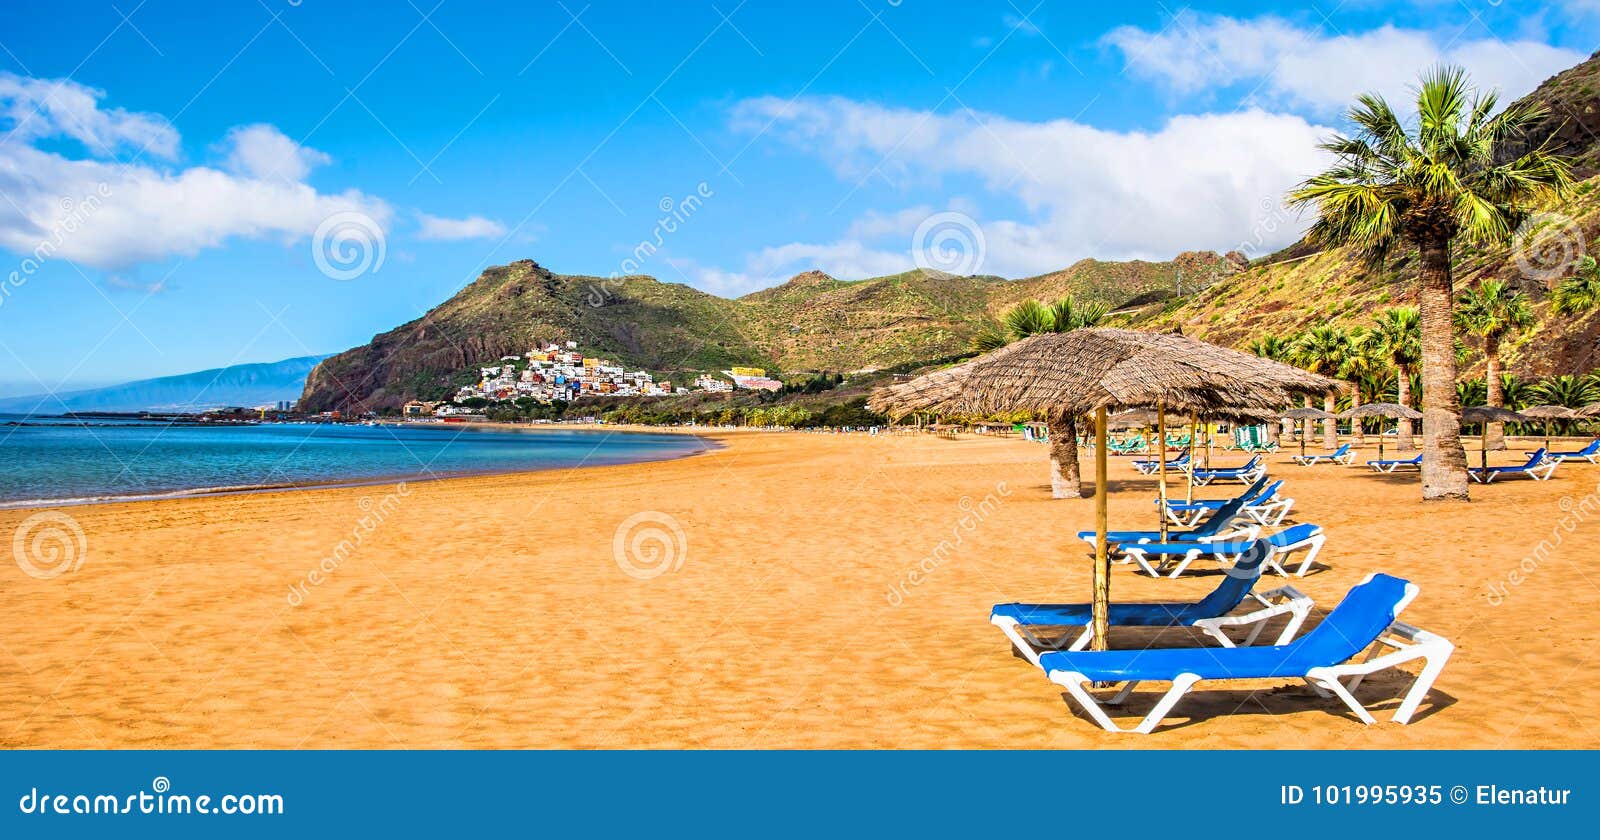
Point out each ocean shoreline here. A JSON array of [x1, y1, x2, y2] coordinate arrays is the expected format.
[[0, 423, 724, 511]]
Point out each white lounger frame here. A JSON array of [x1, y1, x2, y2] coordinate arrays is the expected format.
[[1470, 457, 1559, 483], [1045, 578, 1454, 734], [1078, 519, 1262, 567], [1292, 448, 1356, 466], [1189, 464, 1267, 486], [1551, 448, 1600, 465], [1120, 525, 1323, 579], [993, 585, 1313, 668], [1161, 493, 1293, 528], [1367, 457, 1421, 473]]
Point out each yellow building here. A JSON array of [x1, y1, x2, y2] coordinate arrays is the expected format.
[[729, 366, 766, 378]]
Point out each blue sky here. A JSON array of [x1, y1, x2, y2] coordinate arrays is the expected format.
[[0, 0, 1595, 394]]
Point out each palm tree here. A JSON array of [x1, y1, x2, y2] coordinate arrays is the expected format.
[[1456, 279, 1534, 450], [1287, 66, 1571, 500], [1291, 325, 1352, 447], [1532, 374, 1598, 408], [1371, 306, 1422, 450], [1552, 256, 1600, 316], [1338, 327, 1385, 444], [1248, 335, 1295, 442], [975, 295, 1108, 498]]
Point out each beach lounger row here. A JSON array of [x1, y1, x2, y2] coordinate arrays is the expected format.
[[1469, 448, 1559, 483], [1131, 451, 1189, 475], [991, 543, 1311, 664], [1160, 478, 1292, 527], [1120, 523, 1325, 578], [995, 571, 1454, 733], [1549, 439, 1600, 464], [1189, 455, 1265, 485], [1367, 453, 1422, 472], [1292, 443, 1355, 466]]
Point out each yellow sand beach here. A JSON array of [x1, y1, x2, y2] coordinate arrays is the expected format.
[[2, 430, 1597, 748]]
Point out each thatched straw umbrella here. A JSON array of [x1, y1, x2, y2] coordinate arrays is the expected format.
[[1281, 407, 1337, 460], [1461, 406, 1529, 473], [1339, 402, 1422, 462], [1578, 402, 1600, 418], [872, 344, 1091, 499], [1518, 404, 1577, 449], [884, 328, 1341, 650]]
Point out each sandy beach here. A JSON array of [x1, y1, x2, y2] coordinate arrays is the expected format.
[[2, 429, 1598, 748]]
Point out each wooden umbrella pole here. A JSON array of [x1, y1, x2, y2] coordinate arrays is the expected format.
[[1157, 404, 1169, 540], [1186, 413, 1196, 503], [1093, 406, 1110, 652]]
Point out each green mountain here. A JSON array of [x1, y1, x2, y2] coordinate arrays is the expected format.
[[301, 254, 1237, 411]]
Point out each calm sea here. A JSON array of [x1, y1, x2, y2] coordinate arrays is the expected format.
[[0, 415, 711, 507]]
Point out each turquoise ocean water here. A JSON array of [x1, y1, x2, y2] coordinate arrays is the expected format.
[[0, 416, 710, 507]]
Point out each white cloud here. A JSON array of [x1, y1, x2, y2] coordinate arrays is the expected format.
[[0, 73, 391, 270], [415, 213, 507, 241], [1102, 13, 1584, 115], [221, 124, 331, 182], [0, 72, 177, 158], [728, 96, 1331, 278]]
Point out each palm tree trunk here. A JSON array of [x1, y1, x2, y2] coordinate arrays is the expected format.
[[1047, 415, 1082, 498], [1485, 338, 1506, 451], [1418, 240, 1470, 500], [1322, 394, 1337, 448], [1397, 367, 1416, 450], [1350, 389, 1366, 444]]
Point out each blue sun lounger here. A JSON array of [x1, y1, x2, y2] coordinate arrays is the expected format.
[[1367, 453, 1421, 472], [1292, 443, 1355, 466], [990, 542, 1312, 666], [1077, 478, 1266, 550], [1159, 478, 1291, 527], [1469, 448, 1558, 483], [1132, 451, 1189, 475], [1119, 523, 1326, 578], [1038, 573, 1453, 733], [1189, 455, 1265, 486], [1548, 439, 1600, 464]]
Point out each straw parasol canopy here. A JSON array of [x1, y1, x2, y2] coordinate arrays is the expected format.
[[1578, 402, 1600, 418], [1281, 406, 1337, 458], [1461, 406, 1529, 472], [1339, 403, 1422, 460], [1518, 404, 1577, 448], [882, 328, 1342, 652]]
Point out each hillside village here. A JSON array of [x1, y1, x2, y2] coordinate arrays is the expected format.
[[413, 341, 785, 417]]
